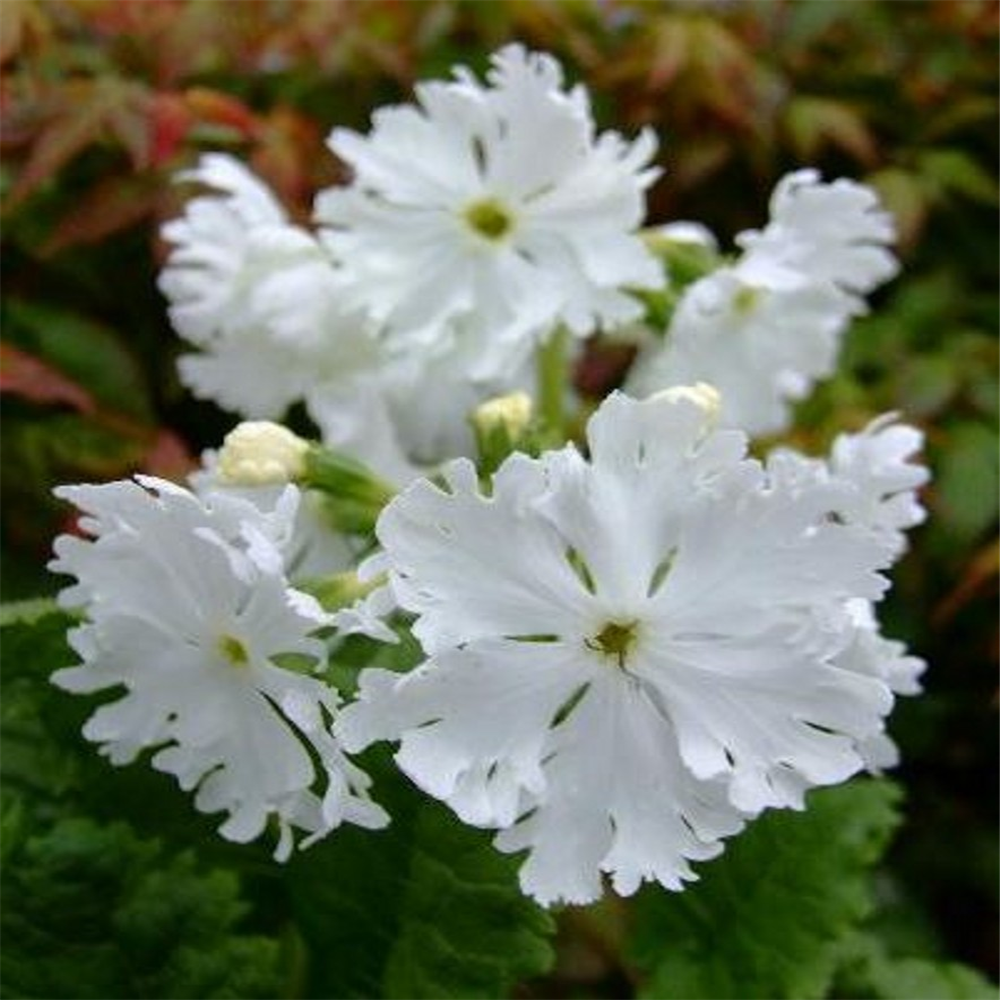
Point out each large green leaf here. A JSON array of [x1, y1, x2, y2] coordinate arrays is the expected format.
[[626, 779, 902, 1000], [285, 752, 555, 999]]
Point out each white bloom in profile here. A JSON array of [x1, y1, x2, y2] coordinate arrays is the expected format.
[[49, 476, 387, 859], [337, 390, 912, 905], [315, 44, 664, 379], [159, 153, 381, 420], [766, 412, 928, 557], [629, 170, 898, 435]]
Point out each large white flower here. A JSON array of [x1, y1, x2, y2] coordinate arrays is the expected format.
[[315, 44, 664, 380], [337, 390, 914, 905], [49, 476, 387, 859], [159, 153, 382, 419], [629, 170, 898, 435]]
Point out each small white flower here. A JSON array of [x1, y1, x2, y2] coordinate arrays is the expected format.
[[767, 412, 928, 557], [629, 171, 898, 435], [49, 476, 387, 859], [737, 169, 899, 297], [829, 413, 929, 546], [160, 154, 382, 420], [337, 390, 911, 905], [315, 44, 664, 380]]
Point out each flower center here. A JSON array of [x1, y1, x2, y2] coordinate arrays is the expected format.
[[732, 284, 762, 315], [218, 633, 249, 668], [587, 619, 640, 669], [462, 197, 515, 241]]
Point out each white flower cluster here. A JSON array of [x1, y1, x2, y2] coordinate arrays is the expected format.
[[50, 45, 928, 906]]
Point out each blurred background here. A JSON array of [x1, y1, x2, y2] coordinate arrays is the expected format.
[[1, 1, 997, 995]]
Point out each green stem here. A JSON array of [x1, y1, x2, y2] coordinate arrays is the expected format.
[[536, 326, 569, 443]]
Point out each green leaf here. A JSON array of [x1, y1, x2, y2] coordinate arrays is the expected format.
[[833, 933, 998, 1000], [285, 752, 555, 999], [626, 779, 903, 1000], [0, 815, 285, 999], [917, 149, 1000, 206], [0, 606, 82, 803], [2, 297, 152, 421], [934, 421, 1000, 543]]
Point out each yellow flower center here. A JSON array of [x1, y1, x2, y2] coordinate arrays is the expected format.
[[587, 619, 640, 669], [463, 197, 515, 241], [219, 634, 250, 668], [732, 284, 762, 315]]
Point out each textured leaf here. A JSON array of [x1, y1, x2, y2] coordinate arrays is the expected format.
[[626, 780, 902, 1000], [0, 815, 284, 1000], [833, 933, 999, 1000], [0, 606, 81, 803], [286, 752, 555, 999]]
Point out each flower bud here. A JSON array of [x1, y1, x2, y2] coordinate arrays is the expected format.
[[651, 382, 722, 429], [217, 421, 309, 486], [471, 392, 537, 475]]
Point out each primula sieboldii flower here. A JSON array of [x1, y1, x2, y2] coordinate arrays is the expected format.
[[336, 390, 922, 905], [159, 154, 382, 420], [629, 170, 898, 435], [766, 412, 929, 558], [191, 448, 358, 580], [314, 44, 664, 380], [50, 476, 387, 859]]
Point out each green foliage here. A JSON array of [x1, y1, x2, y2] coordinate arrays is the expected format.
[[286, 751, 555, 999], [0, 814, 284, 1000], [626, 780, 902, 999], [832, 934, 999, 1000]]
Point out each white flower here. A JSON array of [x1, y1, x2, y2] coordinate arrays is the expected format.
[[337, 390, 910, 905], [832, 599, 926, 771], [737, 169, 898, 297], [49, 476, 387, 859], [315, 44, 663, 380], [160, 153, 382, 420], [829, 413, 929, 544], [766, 412, 928, 557], [191, 450, 358, 581], [629, 171, 898, 435]]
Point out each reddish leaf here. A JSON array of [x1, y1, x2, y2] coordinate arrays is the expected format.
[[150, 91, 193, 167], [0, 0, 51, 67], [7, 78, 154, 207], [40, 172, 164, 255], [141, 428, 197, 481], [184, 87, 259, 138], [0, 342, 95, 414]]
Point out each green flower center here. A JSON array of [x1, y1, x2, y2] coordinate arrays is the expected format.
[[732, 284, 762, 315], [463, 197, 515, 241], [219, 634, 249, 667], [587, 619, 640, 669]]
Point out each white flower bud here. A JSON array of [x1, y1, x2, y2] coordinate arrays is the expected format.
[[473, 392, 533, 439], [651, 382, 721, 427], [217, 421, 309, 486]]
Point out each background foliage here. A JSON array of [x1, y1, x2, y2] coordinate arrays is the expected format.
[[1, 1, 997, 997]]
